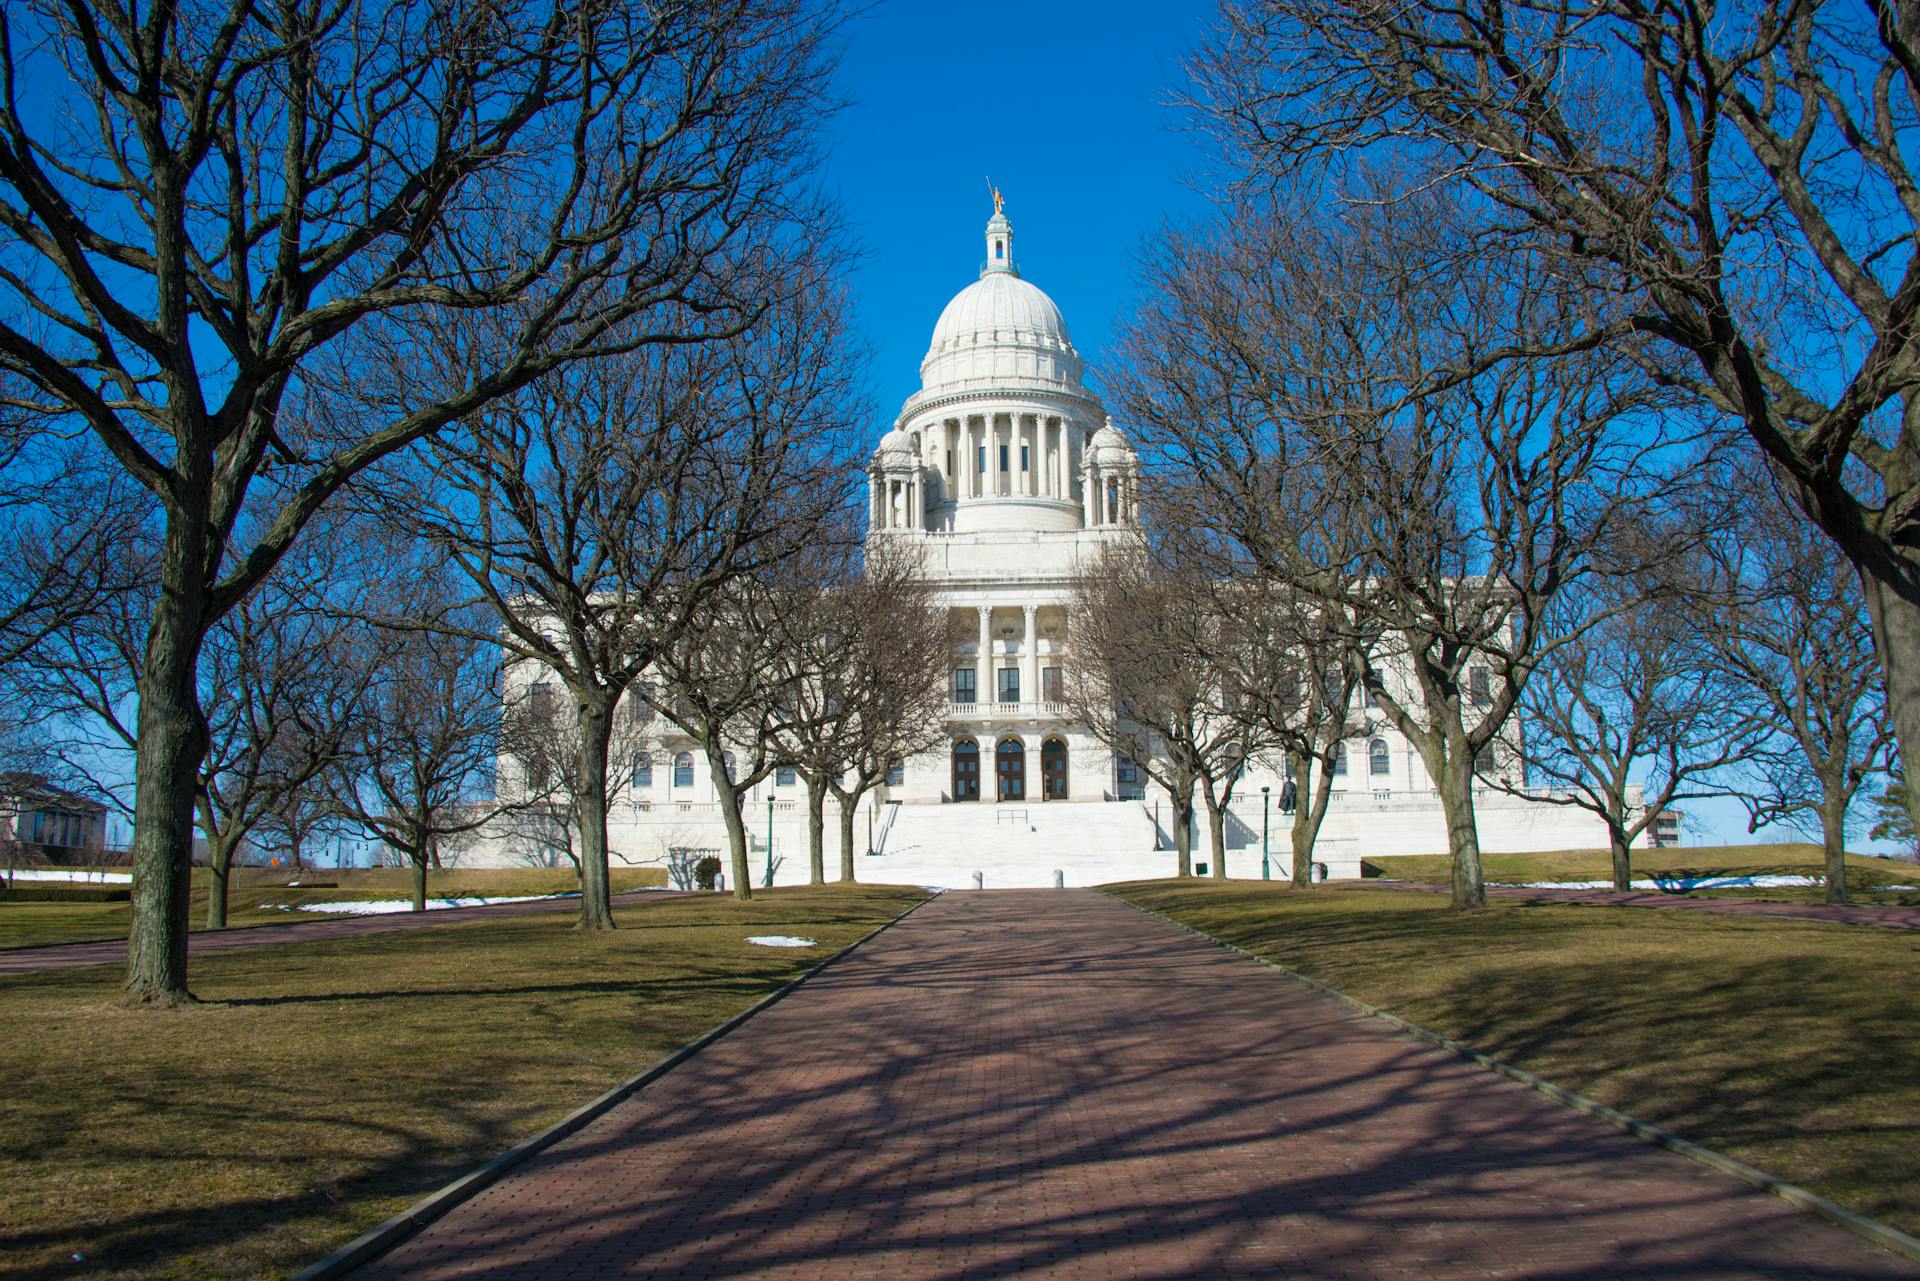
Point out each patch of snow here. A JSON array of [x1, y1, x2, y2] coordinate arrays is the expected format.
[[746, 935, 817, 948], [287, 894, 562, 915], [3, 868, 132, 883], [1509, 874, 1822, 891]]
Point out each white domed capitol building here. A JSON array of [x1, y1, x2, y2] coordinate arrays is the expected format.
[[475, 200, 1625, 886]]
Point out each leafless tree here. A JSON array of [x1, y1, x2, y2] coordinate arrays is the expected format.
[[400, 272, 858, 924], [329, 581, 518, 914], [1187, 0, 1920, 840], [1705, 474, 1894, 904], [0, 0, 848, 1002], [772, 539, 949, 884], [1223, 573, 1371, 887], [1116, 192, 1680, 907], [497, 676, 655, 880], [191, 554, 371, 927], [1061, 539, 1280, 879], [1506, 568, 1760, 892], [12, 520, 369, 926], [648, 538, 861, 900]]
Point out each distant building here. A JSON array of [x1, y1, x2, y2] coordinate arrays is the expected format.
[[1647, 807, 1685, 848], [470, 199, 1634, 887], [0, 774, 109, 863]]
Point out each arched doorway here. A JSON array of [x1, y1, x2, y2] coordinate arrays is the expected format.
[[1041, 737, 1068, 800], [950, 740, 980, 802], [995, 737, 1026, 801]]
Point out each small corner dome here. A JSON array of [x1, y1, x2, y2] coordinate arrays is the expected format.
[[1084, 417, 1136, 466], [873, 427, 917, 465]]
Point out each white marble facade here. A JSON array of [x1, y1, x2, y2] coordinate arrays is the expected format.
[[466, 200, 1624, 883]]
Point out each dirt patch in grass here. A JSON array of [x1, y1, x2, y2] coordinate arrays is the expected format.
[[0, 864, 669, 950], [0, 883, 925, 1281], [1106, 878, 1920, 1236]]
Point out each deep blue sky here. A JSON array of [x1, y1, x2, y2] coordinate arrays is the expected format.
[[821, 0, 1219, 421]]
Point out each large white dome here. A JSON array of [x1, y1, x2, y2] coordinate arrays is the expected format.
[[916, 208, 1086, 397]]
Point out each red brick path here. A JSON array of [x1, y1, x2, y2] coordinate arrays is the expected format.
[[1373, 879, 1920, 929], [352, 889, 1913, 1280], [0, 891, 674, 976]]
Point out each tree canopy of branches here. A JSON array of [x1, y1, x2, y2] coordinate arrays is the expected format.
[[330, 574, 515, 915], [402, 272, 857, 924], [771, 538, 949, 884], [1189, 0, 1920, 839], [1117, 192, 1677, 907], [1706, 473, 1893, 903], [0, 0, 848, 1003], [1512, 565, 1758, 892], [1062, 539, 1279, 879]]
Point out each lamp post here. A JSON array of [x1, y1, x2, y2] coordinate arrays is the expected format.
[[763, 791, 775, 889], [1261, 786, 1271, 881]]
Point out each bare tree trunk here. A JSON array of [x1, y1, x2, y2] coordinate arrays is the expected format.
[[805, 775, 827, 886], [1859, 571, 1920, 840], [1434, 749, 1487, 909], [1170, 786, 1194, 878], [573, 703, 617, 929], [717, 785, 753, 901], [1608, 820, 1634, 894], [411, 852, 429, 913], [835, 788, 861, 883], [126, 536, 212, 1006], [1821, 797, 1850, 907], [1289, 755, 1333, 888], [206, 840, 234, 930], [1201, 788, 1228, 879]]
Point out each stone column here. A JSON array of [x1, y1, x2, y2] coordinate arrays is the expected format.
[[1022, 604, 1039, 708], [976, 605, 993, 708], [1083, 464, 1100, 525], [1026, 417, 1038, 496], [870, 471, 882, 529]]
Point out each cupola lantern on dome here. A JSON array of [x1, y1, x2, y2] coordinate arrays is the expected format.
[[983, 185, 1015, 276]]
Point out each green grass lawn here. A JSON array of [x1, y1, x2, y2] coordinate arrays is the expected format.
[[0, 883, 925, 1281], [1106, 878, 1920, 1236], [0, 864, 670, 950], [1363, 841, 1920, 901]]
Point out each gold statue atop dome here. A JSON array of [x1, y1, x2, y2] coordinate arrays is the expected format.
[[987, 176, 1004, 214]]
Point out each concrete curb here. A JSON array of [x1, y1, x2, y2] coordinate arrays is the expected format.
[[1105, 889, 1920, 1268], [288, 891, 937, 1281]]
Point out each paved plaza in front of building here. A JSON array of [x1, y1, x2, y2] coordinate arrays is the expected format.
[[349, 889, 1912, 1280]]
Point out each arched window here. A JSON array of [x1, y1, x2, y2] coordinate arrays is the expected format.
[[672, 753, 694, 788], [631, 755, 653, 789], [1332, 744, 1347, 776], [1369, 740, 1391, 777], [775, 764, 796, 786]]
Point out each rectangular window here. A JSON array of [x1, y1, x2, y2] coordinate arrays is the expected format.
[[977, 445, 986, 473], [999, 444, 1009, 472], [947, 448, 955, 476], [1469, 666, 1491, 706], [1041, 667, 1061, 702], [953, 667, 976, 704], [530, 681, 554, 720], [631, 756, 653, 789], [998, 667, 1020, 704], [886, 760, 904, 786], [1116, 757, 1145, 800], [1021, 444, 1030, 471], [776, 765, 796, 786]]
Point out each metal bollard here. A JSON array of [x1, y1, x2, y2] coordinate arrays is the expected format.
[[973, 871, 984, 890], [1053, 869, 1064, 889]]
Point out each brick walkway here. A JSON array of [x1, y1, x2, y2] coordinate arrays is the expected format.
[[352, 889, 1914, 1280], [0, 891, 673, 976], [1375, 880, 1920, 930]]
